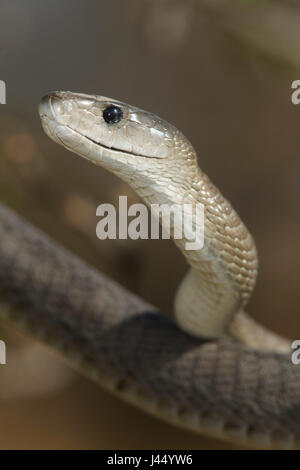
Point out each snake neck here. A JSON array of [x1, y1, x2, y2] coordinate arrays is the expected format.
[[173, 167, 258, 339], [130, 163, 289, 351], [174, 167, 258, 338], [112, 151, 258, 339]]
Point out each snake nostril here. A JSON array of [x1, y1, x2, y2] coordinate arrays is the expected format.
[[40, 94, 51, 106], [39, 92, 64, 120], [39, 94, 53, 119], [40, 91, 61, 103]]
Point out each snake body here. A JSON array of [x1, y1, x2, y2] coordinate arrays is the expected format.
[[0, 202, 299, 449], [0, 91, 297, 448], [39, 92, 289, 353]]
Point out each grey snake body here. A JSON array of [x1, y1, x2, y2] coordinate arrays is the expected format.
[[0, 202, 298, 449]]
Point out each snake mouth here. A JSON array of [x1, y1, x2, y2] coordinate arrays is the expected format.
[[66, 125, 155, 160], [40, 94, 156, 160]]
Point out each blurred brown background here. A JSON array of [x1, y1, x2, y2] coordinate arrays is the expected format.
[[0, 0, 300, 449]]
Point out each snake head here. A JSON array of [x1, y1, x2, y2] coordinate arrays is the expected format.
[[39, 91, 195, 169]]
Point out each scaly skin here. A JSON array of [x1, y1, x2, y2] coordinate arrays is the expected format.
[[0, 202, 299, 449], [0, 91, 297, 449], [39, 91, 289, 351]]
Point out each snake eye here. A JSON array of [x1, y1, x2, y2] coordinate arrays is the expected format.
[[103, 105, 123, 124]]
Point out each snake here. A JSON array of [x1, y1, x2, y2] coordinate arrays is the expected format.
[[0, 90, 298, 449]]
